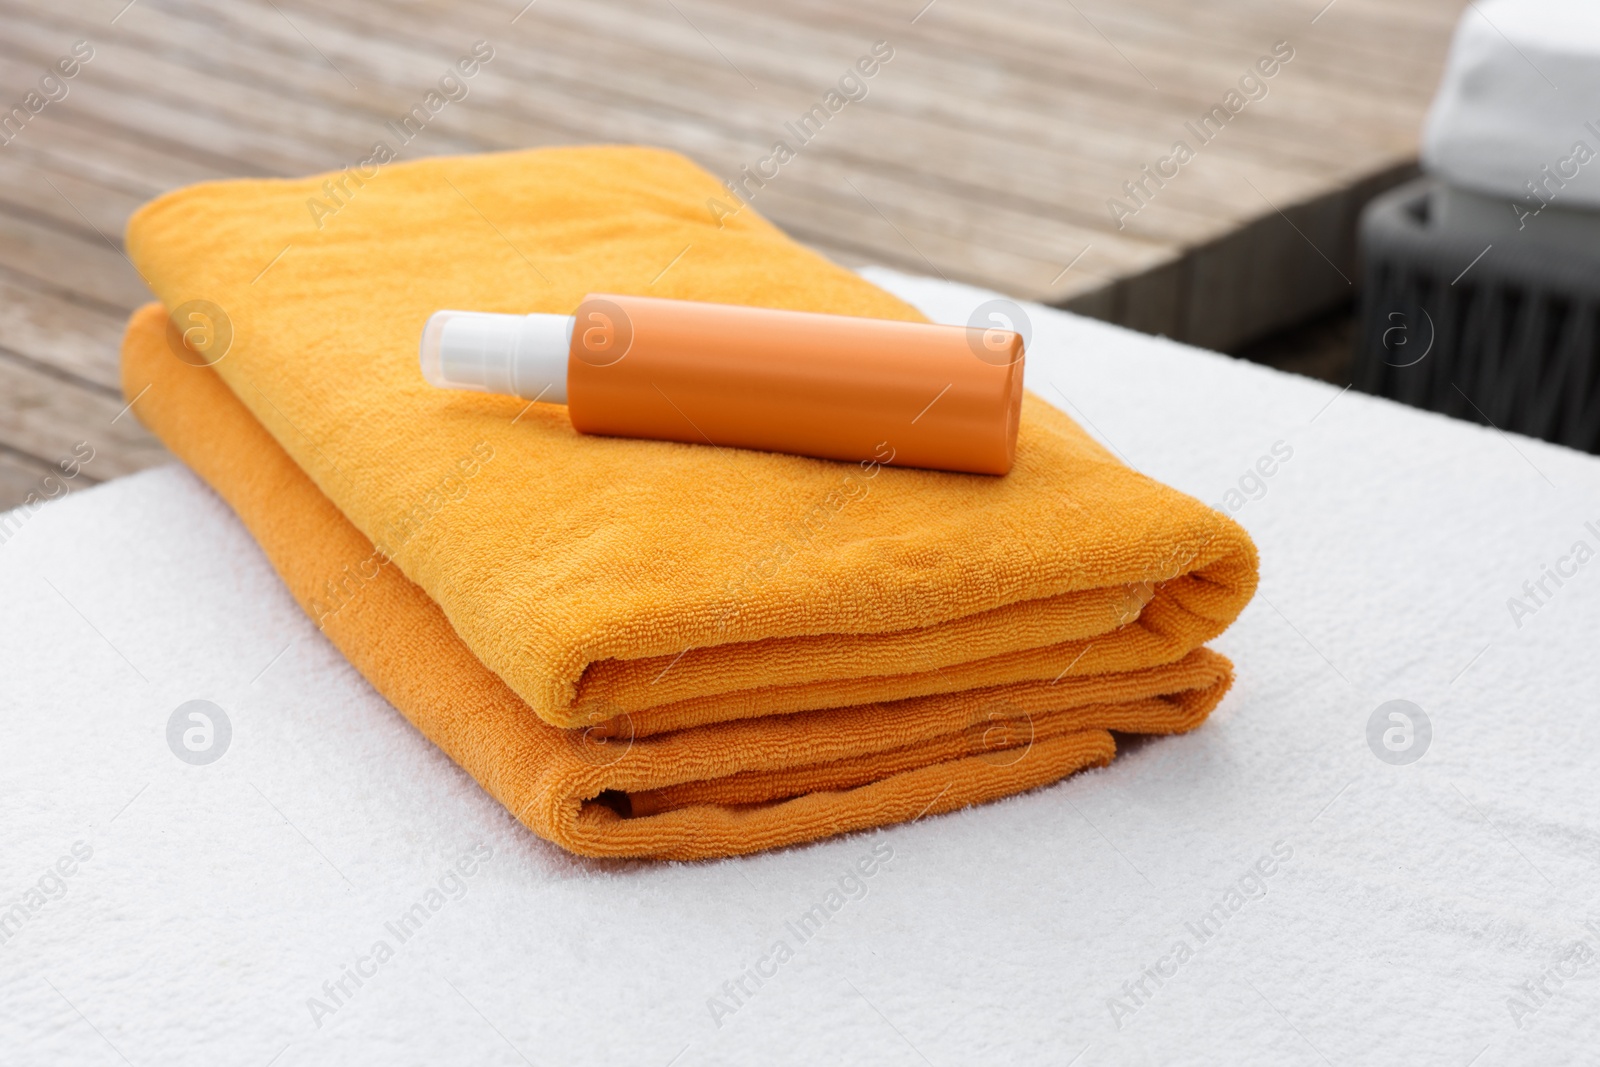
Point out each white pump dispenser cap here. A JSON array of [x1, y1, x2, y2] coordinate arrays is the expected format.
[[419, 310, 574, 403]]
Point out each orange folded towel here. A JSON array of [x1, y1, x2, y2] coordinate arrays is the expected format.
[[120, 145, 1258, 858], [123, 304, 1234, 859], [123, 146, 1257, 742]]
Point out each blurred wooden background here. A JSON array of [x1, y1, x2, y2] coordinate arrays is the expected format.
[[0, 0, 1467, 509]]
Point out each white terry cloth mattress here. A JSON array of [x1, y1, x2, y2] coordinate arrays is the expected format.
[[1421, 0, 1600, 209], [4, 267, 1600, 1066]]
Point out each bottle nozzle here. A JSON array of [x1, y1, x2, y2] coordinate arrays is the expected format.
[[420, 310, 573, 403]]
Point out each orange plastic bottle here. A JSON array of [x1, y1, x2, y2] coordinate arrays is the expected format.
[[421, 293, 1024, 475]]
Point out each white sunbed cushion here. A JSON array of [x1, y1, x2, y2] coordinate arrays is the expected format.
[[2, 269, 1600, 1064], [1421, 0, 1600, 208]]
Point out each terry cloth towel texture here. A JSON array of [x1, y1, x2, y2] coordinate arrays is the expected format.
[[121, 145, 1258, 858], [124, 146, 1258, 734], [123, 304, 1234, 859]]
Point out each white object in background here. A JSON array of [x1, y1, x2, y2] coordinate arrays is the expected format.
[[1421, 0, 1600, 211]]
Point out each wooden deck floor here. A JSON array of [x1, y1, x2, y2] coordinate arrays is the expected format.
[[0, 0, 1467, 510]]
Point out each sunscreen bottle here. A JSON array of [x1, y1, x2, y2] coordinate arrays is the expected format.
[[420, 293, 1024, 475]]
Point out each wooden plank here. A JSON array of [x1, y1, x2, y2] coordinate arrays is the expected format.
[[86, 0, 1318, 243], [0, 357, 169, 482], [9, 4, 1174, 301], [0, 448, 80, 523], [0, 0, 1471, 510], [0, 108, 234, 200], [0, 151, 149, 254], [0, 210, 149, 312], [0, 275, 130, 391]]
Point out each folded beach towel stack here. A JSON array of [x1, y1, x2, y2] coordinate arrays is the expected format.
[[120, 146, 1257, 860]]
